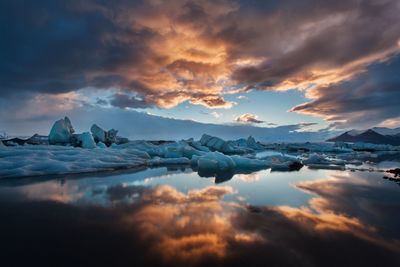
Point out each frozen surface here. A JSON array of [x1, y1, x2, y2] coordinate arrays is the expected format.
[[2, 132, 400, 179], [0, 145, 147, 178]]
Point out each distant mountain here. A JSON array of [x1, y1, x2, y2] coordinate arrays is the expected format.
[[328, 128, 400, 145], [372, 127, 400, 136]]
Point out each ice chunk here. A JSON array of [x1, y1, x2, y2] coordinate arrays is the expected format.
[[230, 155, 266, 170], [235, 136, 265, 151], [76, 132, 96, 149], [200, 134, 242, 154], [262, 154, 303, 171], [48, 117, 75, 145], [90, 124, 106, 143], [148, 157, 190, 166], [115, 136, 129, 144], [90, 124, 122, 146], [107, 129, 118, 144], [0, 145, 148, 178], [187, 140, 211, 152], [117, 141, 161, 156], [97, 142, 107, 148], [302, 153, 345, 166], [160, 141, 205, 159], [195, 152, 236, 171], [0, 140, 4, 147], [350, 142, 399, 151]]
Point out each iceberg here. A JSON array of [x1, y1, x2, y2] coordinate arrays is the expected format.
[[107, 129, 118, 145], [90, 124, 107, 143], [350, 142, 399, 151], [263, 155, 303, 171], [230, 155, 267, 170], [48, 117, 75, 145], [200, 134, 239, 154], [90, 124, 122, 146], [234, 136, 265, 151], [302, 153, 345, 166], [97, 142, 107, 148], [194, 152, 236, 171], [76, 132, 97, 149]]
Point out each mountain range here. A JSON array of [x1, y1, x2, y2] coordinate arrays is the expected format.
[[328, 127, 400, 145]]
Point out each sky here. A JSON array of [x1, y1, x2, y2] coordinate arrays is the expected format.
[[1, 0, 400, 138]]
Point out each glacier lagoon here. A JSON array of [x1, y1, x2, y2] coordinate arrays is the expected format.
[[0, 163, 400, 266]]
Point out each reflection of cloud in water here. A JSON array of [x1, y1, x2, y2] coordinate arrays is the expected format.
[[235, 173, 261, 182], [124, 185, 251, 263], [1, 170, 400, 266], [296, 171, 400, 240], [17, 181, 84, 203], [111, 183, 400, 265]]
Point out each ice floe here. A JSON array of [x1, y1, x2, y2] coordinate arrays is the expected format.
[[2, 117, 399, 178], [0, 145, 148, 178]]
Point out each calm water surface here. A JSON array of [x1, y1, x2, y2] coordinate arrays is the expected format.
[[1, 165, 400, 266]]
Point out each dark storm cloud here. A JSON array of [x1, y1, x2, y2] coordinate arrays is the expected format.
[[0, 0, 399, 127], [0, 0, 152, 94], [230, 0, 400, 89], [291, 55, 400, 128]]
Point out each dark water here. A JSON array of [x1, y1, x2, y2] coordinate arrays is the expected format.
[[1, 166, 400, 267]]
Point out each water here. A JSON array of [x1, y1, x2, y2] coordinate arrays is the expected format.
[[1, 166, 399, 266]]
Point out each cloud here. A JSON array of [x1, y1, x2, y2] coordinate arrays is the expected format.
[[1, 0, 399, 127], [110, 93, 152, 109], [291, 55, 400, 128], [235, 113, 264, 124], [95, 98, 108, 106], [236, 95, 248, 100], [0, 0, 237, 109], [211, 111, 221, 119], [229, 0, 400, 91]]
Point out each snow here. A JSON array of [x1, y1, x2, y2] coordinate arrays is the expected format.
[[76, 132, 96, 149], [48, 117, 75, 145], [347, 129, 364, 136]]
